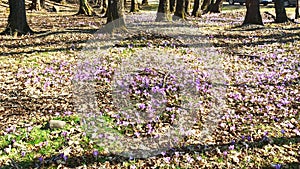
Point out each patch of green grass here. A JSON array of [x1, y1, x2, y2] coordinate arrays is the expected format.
[[52, 115, 81, 124], [27, 128, 49, 145], [0, 135, 12, 149]]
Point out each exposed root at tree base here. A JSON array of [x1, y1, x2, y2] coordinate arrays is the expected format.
[[0, 28, 34, 37]]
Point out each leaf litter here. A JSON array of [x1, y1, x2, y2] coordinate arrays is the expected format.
[[0, 2, 299, 169]]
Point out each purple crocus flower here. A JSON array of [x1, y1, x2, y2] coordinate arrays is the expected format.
[[274, 164, 281, 169], [38, 157, 43, 163], [229, 145, 234, 150], [293, 129, 300, 135], [241, 135, 245, 141], [186, 155, 193, 163], [93, 150, 99, 158], [138, 103, 146, 110], [134, 132, 140, 137], [164, 157, 171, 163], [61, 131, 67, 137], [63, 155, 68, 161]]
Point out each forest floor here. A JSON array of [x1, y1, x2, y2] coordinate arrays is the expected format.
[[0, 0, 299, 168]]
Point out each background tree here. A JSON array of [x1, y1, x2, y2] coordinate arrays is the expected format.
[[1, 0, 32, 36], [106, 0, 126, 31], [173, 0, 186, 19], [156, 0, 171, 21], [210, 0, 224, 13], [192, 0, 202, 16], [201, 0, 212, 14], [201, 0, 223, 14], [77, 0, 94, 15], [274, 0, 288, 22], [296, 0, 300, 19], [130, 0, 139, 12], [142, 0, 149, 5], [29, 0, 45, 11], [170, 0, 176, 12], [95, 0, 107, 14], [243, 0, 263, 25], [185, 0, 190, 15]]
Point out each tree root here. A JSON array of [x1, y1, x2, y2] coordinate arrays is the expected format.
[[264, 11, 299, 24]]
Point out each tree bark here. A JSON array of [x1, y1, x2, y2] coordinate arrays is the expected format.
[[156, 0, 172, 21], [170, 0, 176, 12], [2, 0, 32, 36], [209, 0, 223, 13], [185, 0, 190, 15], [174, 0, 185, 19], [106, 0, 126, 31], [192, 0, 202, 16], [243, 0, 263, 25], [201, 0, 213, 14], [97, 0, 107, 14], [77, 0, 94, 16], [29, 0, 45, 10], [130, 0, 139, 12], [142, 0, 148, 5], [296, 0, 300, 19], [274, 0, 288, 22]]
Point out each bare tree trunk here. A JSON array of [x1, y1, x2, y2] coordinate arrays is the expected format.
[[192, 0, 202, 16], [274, 0, 288, 22], [185, 0, 190, 15], [29, 0, 45, 10], [2, 0, 32, 36], [201, 0, 213, 14], [296, 0, 300, 19], [130, 0, 139, 12], [170, 0, 176, 12], [209, 0, 223, 13], [156, 0, 171, 21], [142, 0, 148, 5], [106, 0, 126, 31], [41, 0, 45, 8], [97, 0, 107, 14], [243, 0, 263, 25], [174, 0, 185, 19], [77, 0, 94, 16]]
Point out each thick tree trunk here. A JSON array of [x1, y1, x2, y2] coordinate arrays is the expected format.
[[170, 0, 176, 12], [274, 0, 288, 22], [174, 0, 186, 19], [296, 0, 300, 19], [130, 0, 139, 12], [106, 0, 126, 31], [192, 0, 202, 17], [2, 0, 32, 36], [209, 0, 223, 13], [156, 0, 171, 21], [77, 0, 94, 16], [243, 0, 263, 25]]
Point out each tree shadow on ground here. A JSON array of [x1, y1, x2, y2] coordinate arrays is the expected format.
[[1, 134, 299, 168]]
